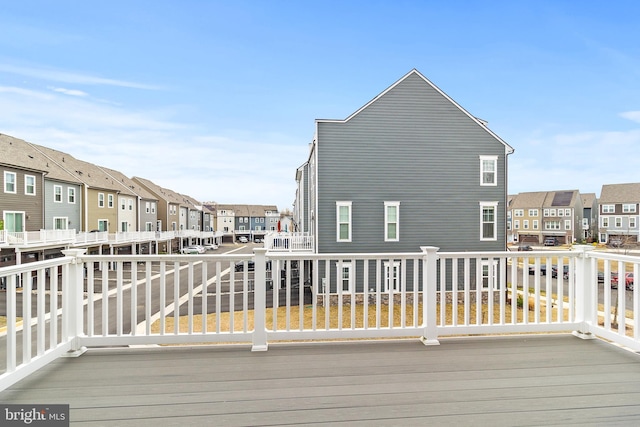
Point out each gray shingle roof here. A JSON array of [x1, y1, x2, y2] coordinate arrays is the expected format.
[[600, 183, 640, 203], [30, 144, 136, 195], [0, 134, 82, 184]]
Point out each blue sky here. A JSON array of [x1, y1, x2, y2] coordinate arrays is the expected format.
[[2, 1, 640, 210]]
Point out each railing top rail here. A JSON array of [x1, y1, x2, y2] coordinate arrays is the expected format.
[[0, 256, 73, 275], [586, 251, 640, 262], [439, 250, 578, 258], [79, 253, 254, 263], [266, 251, 428, 260]]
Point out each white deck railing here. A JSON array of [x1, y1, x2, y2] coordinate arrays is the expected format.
[[0, 230, 223, 248], [264, 232, 313, 251], [1, 245, 639, 391]]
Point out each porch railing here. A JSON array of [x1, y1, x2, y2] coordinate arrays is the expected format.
[[1, 245, 639, 391], [264, 232, 314, 251]]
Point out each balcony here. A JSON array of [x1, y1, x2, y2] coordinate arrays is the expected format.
[[1, 246, 640, 423], [263, 232, 313, 252], [0, 230, 223, 252]]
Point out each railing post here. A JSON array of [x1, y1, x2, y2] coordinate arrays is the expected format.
[[252, 248, 268, 351], [420, 246, 440, 346], [572, 245, 595, 340], [61, 248, 88, 356]]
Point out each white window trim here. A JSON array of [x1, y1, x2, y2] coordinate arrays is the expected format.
[[384, 261, 402, 293], [481, 260, 499, 290], [98, 193, 105, 208], [601, 217, 609, 228], [108, 194, 114, 208], [384, 201, 400, 242], [53, 217, 68, 230], [4, 171, 17, 194], [337, 261, 353, 293], [68, 187, 76, 204], [480, 201, 498, 241], [602, 205, 615, 214], [24, 175, 36, 196], [479, 155, 498, 186], [336, 201, 352, 242], [54, 185, 63, 203]]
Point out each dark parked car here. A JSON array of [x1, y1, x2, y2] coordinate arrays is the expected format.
[[517, 245, 533, 251], [544, 237, 558, 246], [551, 265, 569, 279], [528, 264, 548, 275]]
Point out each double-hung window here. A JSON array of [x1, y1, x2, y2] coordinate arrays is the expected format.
[[336, 201, 352, 242], [68, 188, 76, 204], [4, 171, 16, 193], [480, 156, 497, 186], [108, 194, 114, 208], [480, 202, 498, 241], [25, 175, 35, 195], [98, 193, 105, 208], [384, 201, 399, 241], [54, 185, 63, 203]]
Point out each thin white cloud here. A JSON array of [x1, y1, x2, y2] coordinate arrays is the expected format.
[[0, 85, 53, 100], [0, 63, 161, 90], [0, 83, 305, 209], [50, 87, 88, 97], [620, 111, 640, 123], [510, 127, 640, 196]]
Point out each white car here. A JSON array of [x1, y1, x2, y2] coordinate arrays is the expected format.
[[203, 243, 218, 250], [238, 236, 248, 243], [182, 245, 206, 254]]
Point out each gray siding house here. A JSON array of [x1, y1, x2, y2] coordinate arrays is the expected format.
[[298, 69, 513, 255]]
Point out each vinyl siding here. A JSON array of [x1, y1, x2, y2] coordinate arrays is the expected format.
[[44, 180, 82, 230], [1, 166, 44, 230], [316, 72, 508, 253]]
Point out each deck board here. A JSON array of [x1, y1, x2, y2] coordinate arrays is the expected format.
[[2, 334, 640, 426]]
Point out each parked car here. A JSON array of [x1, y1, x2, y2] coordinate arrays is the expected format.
[[238, 236, 249, 243], [254, 238, 262, 243], [544, 237, 558, 246], [528, 264, 548, 275], [517, 245, 532, 251], [551, 265, 569, 280], [182, 245, 206, 254], [203, 243, 218, 250], [608, 238, 623, 248], [611, 272, 634, 290]]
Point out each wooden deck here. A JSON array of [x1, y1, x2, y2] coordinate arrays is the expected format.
[[2, 334, 640, 426]]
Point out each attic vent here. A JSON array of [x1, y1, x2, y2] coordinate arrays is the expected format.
[[76, 170, 83, 176], [28, 155, 34, 159]]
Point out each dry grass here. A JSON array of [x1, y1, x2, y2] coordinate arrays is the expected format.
[[151, 297, 571, 335]]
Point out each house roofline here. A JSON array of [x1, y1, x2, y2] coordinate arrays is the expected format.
[[315, 68, 514, 155]]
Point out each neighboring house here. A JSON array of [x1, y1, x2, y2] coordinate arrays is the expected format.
[[100, 167, 158, 232], [213, 204, 236, 239], [506, 195, 515, 243], [31, 145, 130, 233], [179, 194, 202, 231], [132, 177, 182, 232], [202, 205, 214, 232], [541, 190, 583, 245], [509, 192, 547, 244], [581, 193, 598, 243], [509, 190, 583, 245], [294, 156, 313, 234], [598, 183, 640, 245], [295, 69, 514, 254]]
